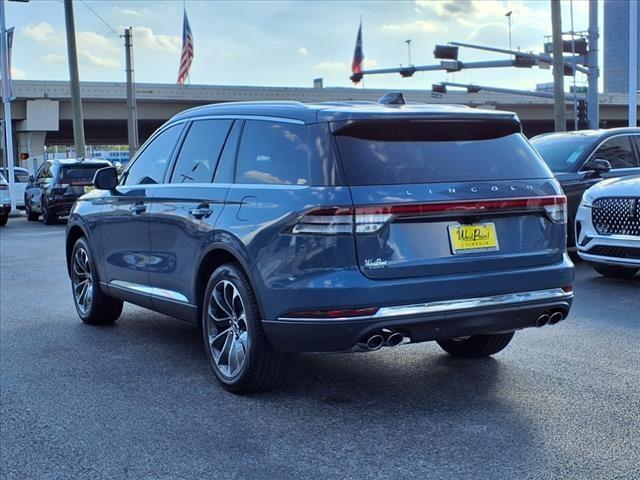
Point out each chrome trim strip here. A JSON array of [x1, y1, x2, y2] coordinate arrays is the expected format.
[[577, 252, 640, 267], [110, 280, 189, 303], [278, 288, 573, 322]]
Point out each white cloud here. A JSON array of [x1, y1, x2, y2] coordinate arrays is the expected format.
[[21, 22, 58, 43], [297, 47, 309, 56], [381, 20, 440, 34], [117, 8, 142, 17], [42, 54, 66, 65], [78, 51, 120, 69], [76, 31, 119, 54], [313, 61, 348, 72], [363, 58, 378, 68], [11, 67, 26, 80], [132, 26, 181, 53]]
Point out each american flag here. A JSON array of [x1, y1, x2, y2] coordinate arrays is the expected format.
[[177, 10, 194, 85]]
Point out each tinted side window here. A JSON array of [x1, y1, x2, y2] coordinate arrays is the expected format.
[[39, 163, 53, 180], [236, 121, 310, 185], [15, 171, 30, 183], [170, 119, 232, 184], [591, 136, 639, 169], [214, 120, 242, 184], [124, 124, 182, 185]]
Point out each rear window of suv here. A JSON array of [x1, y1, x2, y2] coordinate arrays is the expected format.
[[59, 165, 108, 183], [334, 120, 552, 185]]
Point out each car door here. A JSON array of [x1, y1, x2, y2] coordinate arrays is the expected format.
[[147, 118, 237, 319], [99, 123, 184, 308], [26, 162, 51, 212]]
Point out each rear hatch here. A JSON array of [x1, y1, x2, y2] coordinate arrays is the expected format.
[[57, 164, 107, 196], [333, 119, 566, 280]]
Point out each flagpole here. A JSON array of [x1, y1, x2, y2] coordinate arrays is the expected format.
[[360, 16, 364, 89]]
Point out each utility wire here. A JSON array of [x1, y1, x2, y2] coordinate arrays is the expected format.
[[79, 0, 118, 36]]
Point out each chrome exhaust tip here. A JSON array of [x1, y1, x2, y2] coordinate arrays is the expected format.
[[536, 314, 550, 327], [365, 334, 384, 351], [386, 332, 404, 347], [549, 311, 564, 324]]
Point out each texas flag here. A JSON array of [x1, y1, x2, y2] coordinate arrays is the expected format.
[[351, 21, 364, 84]]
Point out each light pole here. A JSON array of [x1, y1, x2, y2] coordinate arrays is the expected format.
[[505, 11, 513, 53], [405, 39, 412, 66], [629, 0, 638, 127], [0, 0, 26, 211]]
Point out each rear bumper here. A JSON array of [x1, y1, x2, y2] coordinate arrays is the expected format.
[[0, 204, 10, 215], [48, 199, 77, 216], [263, 287, 573, 352]]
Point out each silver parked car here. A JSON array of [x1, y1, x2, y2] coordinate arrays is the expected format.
[[0, 173, 11, 226], [576, 175, 640, 278]]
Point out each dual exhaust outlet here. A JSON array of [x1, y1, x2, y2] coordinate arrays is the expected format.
[[359, 329, 405, 351], [535, 310, 565, 327]]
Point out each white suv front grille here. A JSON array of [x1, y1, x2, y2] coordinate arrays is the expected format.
[[592, 197, 640, 236]]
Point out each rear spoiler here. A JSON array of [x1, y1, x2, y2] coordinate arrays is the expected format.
[[331, 116, 522, 141]]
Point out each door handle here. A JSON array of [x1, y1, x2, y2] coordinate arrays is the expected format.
[[129, 202, 146, 214], [188, 204, 213, 219]]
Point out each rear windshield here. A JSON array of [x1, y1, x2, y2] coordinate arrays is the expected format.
[[334, 121, 552, 185], [59, 165, 106, 183]]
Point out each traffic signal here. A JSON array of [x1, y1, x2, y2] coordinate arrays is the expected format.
[[350, 72, 363, 84], [433, 45, 458, 60], [514, 54, 535, 68], [467, 85, 481, 93], [399, 66, 416, 78], [432, 84, 447, 94], [562, 38, 588, 56], [577, 99, 588, 129]]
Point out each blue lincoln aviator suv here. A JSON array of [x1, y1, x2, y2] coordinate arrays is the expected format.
[[66, 97, 574, 393]]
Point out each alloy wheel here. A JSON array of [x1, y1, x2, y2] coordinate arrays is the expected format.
[[72, 247, 93, 315], [206, 280, 249, 379]]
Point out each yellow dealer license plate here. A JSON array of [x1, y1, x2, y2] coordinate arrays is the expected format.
[[448, 223, 499, 254], [84, 186, 94, 193]]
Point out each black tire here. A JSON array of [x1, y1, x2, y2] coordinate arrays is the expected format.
[[26, 203, 38, 221], [0, 214, 7, 226], [437, 332, 515, 359], [202, 262, 288, 394], [42, 198, 57, 225], [70, 237, 123, 325], [592, 264, 639, 278]]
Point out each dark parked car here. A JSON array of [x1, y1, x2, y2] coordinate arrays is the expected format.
[[530, 128, 640, 247], [66, 99, 574, 393], [25, 159, 111, 224]]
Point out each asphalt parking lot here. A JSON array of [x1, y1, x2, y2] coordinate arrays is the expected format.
[[1, 216, 639, 480]]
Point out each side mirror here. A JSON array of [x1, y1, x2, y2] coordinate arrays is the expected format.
[[593, 158, 612, 174], [93, 166, 118, 190]]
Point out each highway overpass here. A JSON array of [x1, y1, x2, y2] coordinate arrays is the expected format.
[[1, 79, 636, 168]]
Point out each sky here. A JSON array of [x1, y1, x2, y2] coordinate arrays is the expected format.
[[5, 0, 599, 91]]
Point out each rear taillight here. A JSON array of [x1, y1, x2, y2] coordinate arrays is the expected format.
[[291, 195, 567, 235], [291, 207, 353, 235], [541, 196, 567, 223]]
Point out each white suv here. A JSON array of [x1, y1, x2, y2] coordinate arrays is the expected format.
[[0, 173, 11, 226], [576, 175, 640, 278]]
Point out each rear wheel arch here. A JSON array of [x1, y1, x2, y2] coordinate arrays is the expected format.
[[195, 245, 264, 324], [66, 225, 87, 273]]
